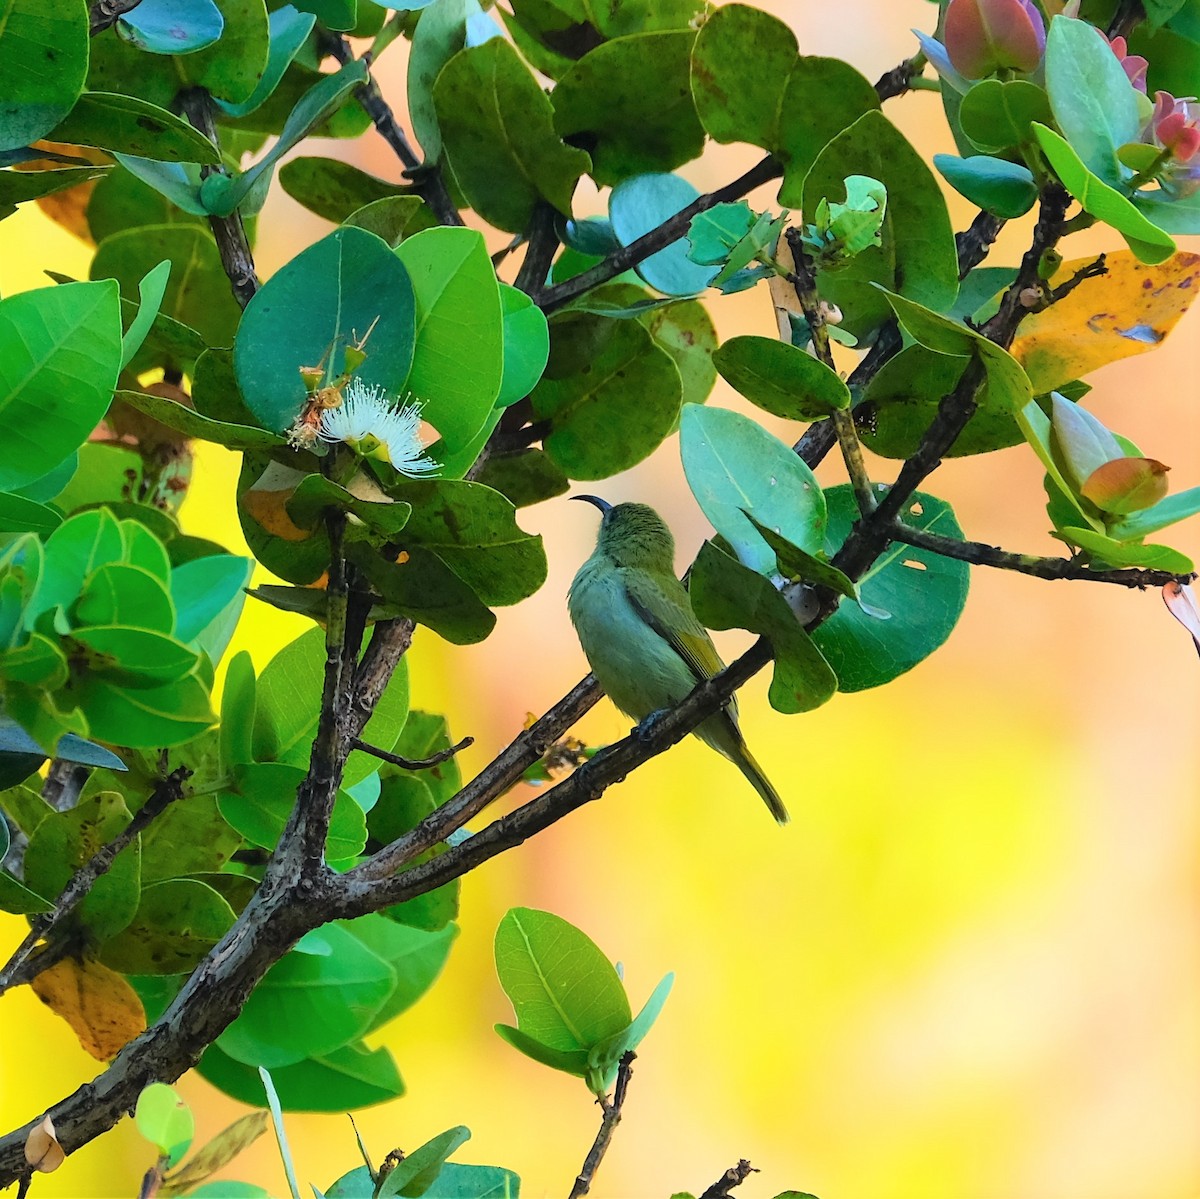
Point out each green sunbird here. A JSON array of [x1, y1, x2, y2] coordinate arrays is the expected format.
[[568, 496, 788, 824]]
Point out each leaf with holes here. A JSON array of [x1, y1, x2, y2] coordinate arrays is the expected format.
[[812, 487, 970, 691]]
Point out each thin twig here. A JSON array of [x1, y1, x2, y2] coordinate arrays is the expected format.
[[890, 523, 1195, 588], [321, 33, 463, 227], [177, 89, 258, 309], [785, 227, 875, 516], [350, 735, 474, 771], [514, 202, 562, 301], [698, 1159, 758, 1199], [0, 766, 192, 997], [1108, 0, 1145, 39], [1048, 253, 1107, 304], [89, 0, 142, 35], [568, 1053, 635, 1199]]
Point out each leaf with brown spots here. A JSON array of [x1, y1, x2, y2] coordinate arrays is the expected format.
[[1012, 251, 1200, 392], [31, 955, 146, 1061]]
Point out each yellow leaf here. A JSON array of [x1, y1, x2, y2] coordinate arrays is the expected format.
[[160, 1112, 269, 1196], [1012, 251, 1200, 393], [31, 956, 146, 1061]]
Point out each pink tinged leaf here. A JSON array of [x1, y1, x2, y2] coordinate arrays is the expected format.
[[1080, 457, 1170, 515], [1163, 582, 1200, 659], [945, 0, 1045, 76]]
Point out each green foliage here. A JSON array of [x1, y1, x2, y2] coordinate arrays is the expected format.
[[494, 907, 671, 1095], [713, 336, 850, 420], [135, 1083, 195, 1168]]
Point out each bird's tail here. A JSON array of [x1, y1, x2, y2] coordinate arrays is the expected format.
[[731, 741, 789, 825]]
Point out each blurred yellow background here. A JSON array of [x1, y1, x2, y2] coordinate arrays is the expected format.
[[2, 1, 1198, 1195]]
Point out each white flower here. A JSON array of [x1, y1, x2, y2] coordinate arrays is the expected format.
[[316, 379, 439, 477]]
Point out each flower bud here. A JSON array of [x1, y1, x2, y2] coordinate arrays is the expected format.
[[944, 0, 1046, 78], [1105, 34, 1148, 93], [1148, 91, 1200, 164]]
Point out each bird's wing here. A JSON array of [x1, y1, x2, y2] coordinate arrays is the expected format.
[[620, 568, 725, 688]]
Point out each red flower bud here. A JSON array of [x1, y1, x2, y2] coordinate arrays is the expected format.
[[944, 0, 1047, 78]]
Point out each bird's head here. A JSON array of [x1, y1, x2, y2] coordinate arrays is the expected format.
[[572, 495, 676, 571]]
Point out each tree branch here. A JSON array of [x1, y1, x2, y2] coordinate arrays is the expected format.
[[89, 0, 142, 36], [0, 766, 192, 998], [177, 89, 258, 309], [537, 156, 783, 313], [1107, 0, 1145, 39], [568, 1052, 635, 1199], [785, 227, 875, 516], [350, 735, 474, 772], [890, 523, 1195, 588], [873, 51, 927, 102], [698, 1160, 758, 1199], [514, 202, 562, 300], [320, 33, 463, 228]]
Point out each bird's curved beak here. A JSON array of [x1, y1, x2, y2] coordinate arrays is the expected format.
[[571, 494, 613, 516]]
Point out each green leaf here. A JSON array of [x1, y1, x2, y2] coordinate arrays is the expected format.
[[218, 925, 396, 1067], [0, 869, 52, 915], [496, 284, 550, 408], [879, 288, 1033, 413], [177, 0, 272, 105], [121, 261, 172, 371], [258, 1068, 302, 1199], [382, 479, 546, 607], [344, 196, 438, 247], [474, 451, 569, 509], [587, 972, 673, 1081], [51, 92, 221, 164], [0, 164, 108, 214], [279, 156, 410, 224], [170, 554, 254, 662], [23, 791, 141, 941], [140, 798, 240, 884], [377, 1127, 472, 1198], [679, 405, 826, 576], [934, 154, 1038, 219], [102, 879, 236, 975], [1031, 124, 1176, 263], [286, 476, 413, 543], [189, 1185, 272, 1199], [0, 281, 122, 491], [71, 625, 201, 687], [1055, 526, 1194, 572], [743, 515, 858, 602], [531, 312, 682, 479], [254, 626, 410, 786], [116, 0, 225, 53], [395, 227, 504, 452], [219, 761, 367, 858], [235, 226, 416, 432], [713, 336, 850, 421], [108, 155, 207, 216], [858, 345, 1024, 460], [1109, 485, 1200, 540], [417, 1165, 521, 1199], [688, 541, 837, 715], [115, 389, 283, 451], [0, 491, 61, 535], [204, 60, 369, 215], [1044, 13, 1141, 186], [434, 38, 590, 233], [75, 563, 175, 634], [343, 915, 457, 1031], [215, 5, 316, 118], [641, 295, 717, 407], [92, 225, 242, 347], [408, 0, 491, 162], [812, 486, 970, 692], [689, 3, 799, 147], [552, 31, 704, 186], [293, 0, 356, 31], [494, 907, 631, 1054], [801, 112, 958, 337], [608, 173, 715, 295], [349, 544, 497, 644], [75, 674, 215, 747], [958, 79, 1052, 155], [136, 1084, 195, 1169], [0, 0, 88, 152], [198, 1041, 404, 1113]]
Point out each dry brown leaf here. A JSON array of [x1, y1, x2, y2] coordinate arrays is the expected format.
[[31, 956, 147, 1061], [1163, 582, 1200, 659], [159, 1111, 269, 1196], [24, 1115, 65, 1173]]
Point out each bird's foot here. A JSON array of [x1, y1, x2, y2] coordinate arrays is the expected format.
[[634, 708, 671, 743]]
